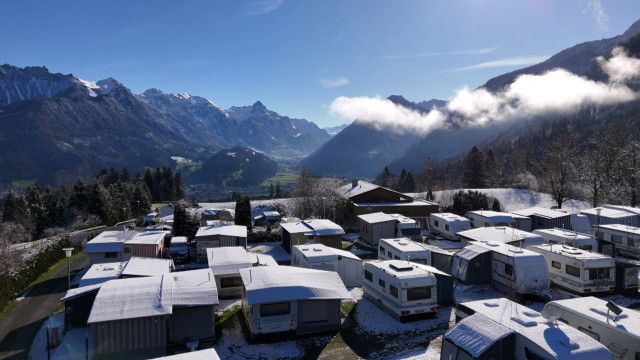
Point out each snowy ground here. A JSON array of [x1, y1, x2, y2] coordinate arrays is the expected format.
[[412, 188, 590, 212], [199, 198, 293, 211], [29, 312, 94, 360]]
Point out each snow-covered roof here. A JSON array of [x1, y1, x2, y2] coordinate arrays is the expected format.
[[431, 212, 470, 223], [262, 211, 281, 218], [366, 260, 438, 284], [531, 245, 614, 266], [597, 223, 640, 235], [195, 224, 247, 238], [455, 244, 492, 261], [125, 231, 167, 245], [171, 236, 188, 245], [581, 207, 638, 219], [280, 221, 314, 234], [602, 204, 640, 215], [150, 349, 220, 360], [353, 200, 436, 207], [79, 262, 125, 287], [380, 238, 429, 255], [389, 213, 419, 226], [471, 241, 544, 258], [457, 227, 545, 247], [239, 266, 350, 305], [170, 269, 219, 307], [512, 207, 570, 219], [62, 283, 102, 302], [247, 242, 291, 263], [304, 219, 345, 235], [357, 212, 397, 224], [541, 297, 640, 339], [465, 210, 515, 223], [207, 247, 255, 275], [87, 276, 173, 324], [533, 228, 594, 242], [337, 180, 380, 198], [444, 313, 514, 358], [294, 244, 361, 262], [460, 298, 612, 360], [84, 230, 129, 253], [121, 257, 174, 277]]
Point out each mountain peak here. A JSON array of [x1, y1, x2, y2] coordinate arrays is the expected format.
[[252, 100, 267, 112], [622, 18, 640, 40]]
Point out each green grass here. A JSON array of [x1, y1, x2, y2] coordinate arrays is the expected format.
[[261, 163, 298, 187], [9, 179, 36, 189], [28, 251, 83, 290], [341, 241, 352, 250], [0, 299, 18, 324], [216, 305, 242, 326], [340, 301, 356, 317]]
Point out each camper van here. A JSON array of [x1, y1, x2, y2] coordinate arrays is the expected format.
[[450, 298, 612, 360], [457, 226, 546, 249], [533, 228, 597, 250], [541, 297, 639, 360], [530, 244, 615, 294], [378, 238, 430, 264], [429, 213, 471, 240], [291, 244, 363, 287], [472, 241, 550, 298], [362, 260, 441, 321]]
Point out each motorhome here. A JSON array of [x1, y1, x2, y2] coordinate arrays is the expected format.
[[541, 297, 639, 360], [457, 226, 546, 249], [451, 298, 612, 360], [533, 228, 597, 250], [428, 213, 471, 240], [378, 237, 430, 264], [239, 266, 350, 337], [207, 247, 277, 299], [362, 260, 447, 321], [472, 241, 550, 298], [291, 244, 363, 287], [530, 244, 615, 294], [465, 211, 517, 228], [595, 224, 640, 260]]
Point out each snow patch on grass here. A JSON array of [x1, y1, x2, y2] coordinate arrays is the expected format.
[[354, 299, 452, 335]]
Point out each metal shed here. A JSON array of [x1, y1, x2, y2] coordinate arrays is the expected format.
[[451, 245, 492, 285]]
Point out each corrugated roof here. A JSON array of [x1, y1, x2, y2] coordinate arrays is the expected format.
[[445, 313, 513, 357], [239, 266, 350, 305], [455, 244, 492, 261]]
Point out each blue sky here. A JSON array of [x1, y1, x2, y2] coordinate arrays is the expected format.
[[1, 0, 639, 127]]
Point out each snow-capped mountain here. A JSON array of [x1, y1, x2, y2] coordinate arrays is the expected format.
[[324, 123, 350, 136]]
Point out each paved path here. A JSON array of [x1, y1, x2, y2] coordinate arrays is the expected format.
[[0, 254, 88, 360]]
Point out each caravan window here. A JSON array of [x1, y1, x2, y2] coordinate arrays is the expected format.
[[364, 270, 373, 282], [407, 287, 431, 301], [504, 264, 513, 276], [611, 235, 624, 244], [445, 224, 450, 231], [390, 285, 398, 298], [379, 278, 386, 289], [379, 246, 386, 255], [388, 251, 392, 258], [434, 220, 439, 227], [588, 268, 611, 280], [105, 252, 118, 258], [551, 261, 561, 269], [629, 238, 635, 247], [566, 265, 580, 278], [260, 302, 290, 317]]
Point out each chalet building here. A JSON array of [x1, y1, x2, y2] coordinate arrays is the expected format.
[[336, 180, 438, 230]]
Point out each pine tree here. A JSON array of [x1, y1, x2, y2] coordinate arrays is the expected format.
[[172, 172, 184, 200], [462, 146, 486, 188], [491, 198, 502, 212], [275, 182, 282, 198], [173, 203, 188, 237], [234, 196, 252, 230], [269, 183, 275, 198]]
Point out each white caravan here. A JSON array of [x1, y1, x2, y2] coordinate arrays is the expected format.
[[452, 298, 612, 360], [363, 260, 438, 321], [530, 244, 615, 294], [465, 210, 517, 228], [595, 224, 640, 259], [533, 228, 597, 250], [378, 237, 430, 264], [429, 213, 471, 240], [291, 244, 363, 287], [472, 241, 550, 298], [541, 297, 640, 360]]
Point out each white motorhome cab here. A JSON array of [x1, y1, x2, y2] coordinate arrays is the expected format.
[[362, 260, 438, 322], [541, 297, 640, 360], [533, 228, 597, 251], [472, 241, 550, 298], [453, 298, 613, 360], [530, 244, 615, 294], [291, 244, 363, 287], [429, 213, 471, 240], [378, 238, 430, 264]]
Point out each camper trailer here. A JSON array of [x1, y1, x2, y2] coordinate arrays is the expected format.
[[465, 211, 517, 228], [239, 266, 350, 337], [441, 313, 516, 360], [378, 238, 430, 264], [533, 228, 597, 250], [291, 244, 363, 287], [451, 244, 493, 285], [530, 244, 615, 294], [207, 247, 277, 299], [429, 213, 471, 240], [452, 298, 612, 360], [472, 241, 550, 297], [595, 224, 640, 260], [614, 258, 640, 295], [457, 226, 546, 249], [362, 260, 446, 321], [541, 297, 639, 360]]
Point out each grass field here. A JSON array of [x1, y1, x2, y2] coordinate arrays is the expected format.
[[262, 163, 298, 187]]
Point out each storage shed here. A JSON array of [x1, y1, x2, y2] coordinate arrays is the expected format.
[[195, 224, 248, 263], [280, 219, 345, 253], [239, 266, 350, 337], [79, 262, 125, 287], [207, 247, 277, 299], [451, 244, 492, 285], [358, 212, 400, 246], [62, 284, 103, 330], [123, 231, 168, 259], [121, 257, 174, 278], [511, 207, 571, 231], [291, 244, 363, 287], [84, 230, 131, 264]]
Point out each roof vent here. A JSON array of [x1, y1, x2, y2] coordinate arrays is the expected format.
[[389, 263, 413, 272], [398, 241, 408, 246], [313, 248, 322, 252], [483, 302, 500, 307], [511, 317, 537, 327]]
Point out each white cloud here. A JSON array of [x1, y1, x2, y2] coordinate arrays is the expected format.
[[320, 77, 350, 88], [584, 0, 609, 32], [244, 0, 283, 16], [330, 47, 640, 136], [446, 56, 549, 72], [383, 47, 498, 60]]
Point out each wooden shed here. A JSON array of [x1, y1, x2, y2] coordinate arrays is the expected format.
[[280, 219, 345, 253], [123, 231, 168, 259]]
